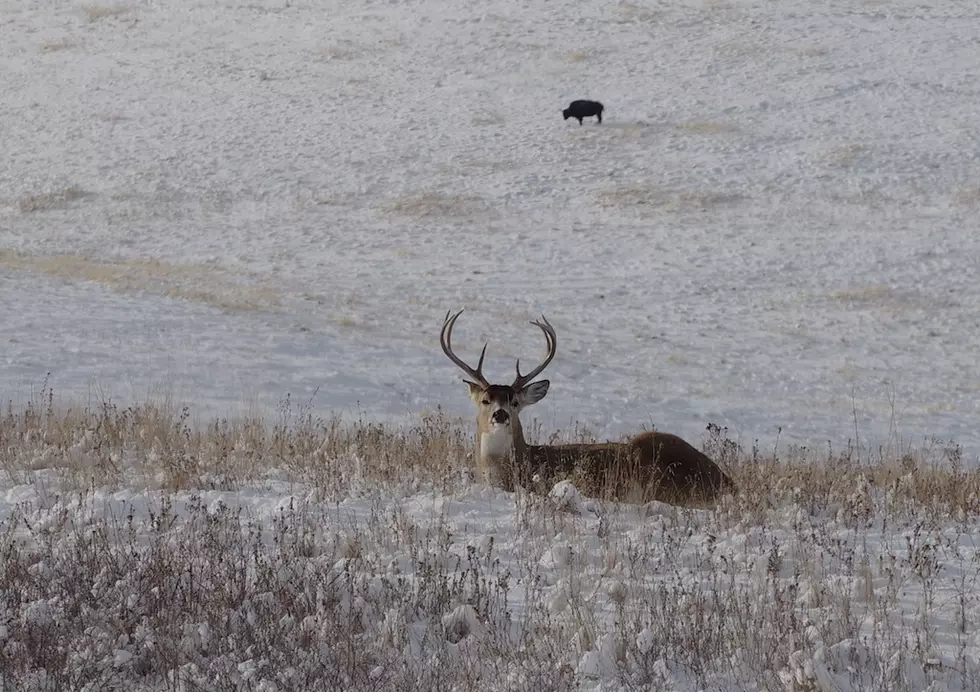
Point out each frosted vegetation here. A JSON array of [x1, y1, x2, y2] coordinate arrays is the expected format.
[[2, 392, 980, 691]]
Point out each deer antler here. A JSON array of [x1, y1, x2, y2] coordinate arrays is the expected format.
[[440, 310, 489, 387], [512, 316, 557, 389]]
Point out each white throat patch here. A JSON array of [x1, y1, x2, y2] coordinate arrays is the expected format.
[[480, 426, 513, 460]]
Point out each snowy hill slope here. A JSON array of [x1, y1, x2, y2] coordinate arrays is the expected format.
[[2, 0, 979, 458]]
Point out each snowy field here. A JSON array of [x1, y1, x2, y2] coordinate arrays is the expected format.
[[2, 0, 979, 458], [4, 0, 980, 689], [3, 405, 980, 690]]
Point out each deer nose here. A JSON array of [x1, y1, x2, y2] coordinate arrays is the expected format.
[[491, 409, 510, 424]]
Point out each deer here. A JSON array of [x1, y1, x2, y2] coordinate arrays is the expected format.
[[440, 309, 735, 508]]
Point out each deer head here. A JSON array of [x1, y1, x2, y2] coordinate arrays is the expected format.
[[440, 309, 557, 486]]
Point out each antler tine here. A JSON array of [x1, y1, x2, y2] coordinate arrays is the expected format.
[[440, 309, 489, 387], [512, 315, 557, 389]]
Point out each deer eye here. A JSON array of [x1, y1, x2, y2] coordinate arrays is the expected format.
[[511, 399, 520, 407], [481, 399, 490, 405]]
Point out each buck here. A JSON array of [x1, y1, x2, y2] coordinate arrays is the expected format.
[[440, 310, 735, 508]]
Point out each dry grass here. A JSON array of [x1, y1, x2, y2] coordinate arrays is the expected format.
[[0, 390, 467, 495], [665, 353, 691, 366], [471, 110, 506, 126], [78, 4, 130, 22], [15, 185, 92, 213], [595, 183, 744, 214], [715, 40, 827, 61], [437, 156, 518, 175], [291, 188, 358, 208], [312, 38, 402, 62], [2, 394, 980, 690], [712, 42, 764, 58], [3, 391, 977, 523], [609, 2, 664, 23], [951, 184, 980, 207], [559, 50, 607, 63], [603, 122, 655, 138], [387, 192, 491, 219], [792, 43, 829, 58], [826, 283, 956, 316], [828, 283, 893, 304], [40, 39, 77, 53], [821, 143, 867, 168], [673, 120, 739, 135], [6, 389, 978, 512], [315, 42, 362, 61], [0, 251, 281, 313]]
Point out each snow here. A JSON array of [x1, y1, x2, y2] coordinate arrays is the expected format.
[[4, 468, 980, 689], [0, 0, 978, 459], [3, 1, 980, 685]]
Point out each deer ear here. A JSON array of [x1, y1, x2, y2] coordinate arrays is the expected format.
[[466, 380, 485, 403], [518, 380, 550, 407]]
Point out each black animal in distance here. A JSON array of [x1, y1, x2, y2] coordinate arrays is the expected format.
[[563, 100, 604, 125]]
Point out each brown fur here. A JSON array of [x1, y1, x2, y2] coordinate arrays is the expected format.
[[477, 387, 734, 508]]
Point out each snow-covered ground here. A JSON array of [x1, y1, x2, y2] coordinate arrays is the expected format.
[[5, 449, 980, 690], [2, 0, 979, 458]]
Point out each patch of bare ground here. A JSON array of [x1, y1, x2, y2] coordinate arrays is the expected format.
[[0, 251, 281, 312], [386, 192, 492, 219], [78, 4, 130, 22], [595, 183, 745, 214]]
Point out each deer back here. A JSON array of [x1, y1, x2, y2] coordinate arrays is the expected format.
[[521, 433, 733, 507], [628, 431, 735, 507]]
